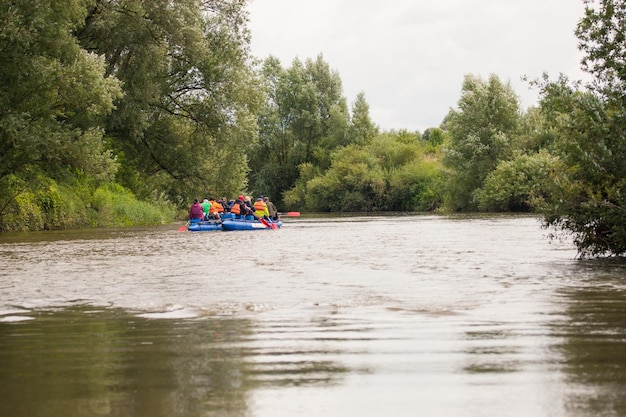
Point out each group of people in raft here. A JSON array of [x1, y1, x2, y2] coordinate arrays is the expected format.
[[188, 195, 279, 223]]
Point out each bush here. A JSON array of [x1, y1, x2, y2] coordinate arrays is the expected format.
[[92, 184, 175, 227], [474, 151, 559, 212], [386, 161, 443, 211], [0, 174, 176, 232]]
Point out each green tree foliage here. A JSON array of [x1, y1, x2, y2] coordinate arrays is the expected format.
[[304, 145, 385, 212], [281, 162, 321, 212], [248, 56, 299, 205], [423, 128, 445, 146], [77, 0, 261, 202], [386, 159, 442, 212], [516, 106, 558, 153], [347, 92, 379, 146], [1, 0, 255, 231], [576, 0, 626, 99], [284, 131, 443, 212], [442, 74, 521, 210], [293, 55, 349, 164], [475, 150, 560, 212], [250, 54, 350, 207], [8, 0, 625, 244], [373, 131, 442, 211], [0, 0, 122, 180], [531, 0, 626, 257], [92, 183, 176, 227], [0, 174, 92, 232], [0, 171, 173, 232], [536, 77, 626, 257], [0, 0, 123, 230]]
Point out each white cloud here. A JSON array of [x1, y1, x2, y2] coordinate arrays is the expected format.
[[247, 0, 588, 131]]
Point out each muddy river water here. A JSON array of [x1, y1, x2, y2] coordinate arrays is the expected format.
[[1, 214, 625, 417]]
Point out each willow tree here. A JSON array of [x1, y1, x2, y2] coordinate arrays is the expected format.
[[537, 0, 626, 257], [442, 74, 521, 210], [0, 0, 122, 230], [77, 0, 261, 202], [250, 54, 349, 207]]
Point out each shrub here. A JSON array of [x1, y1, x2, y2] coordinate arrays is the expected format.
[[474, 151, 559, 212]]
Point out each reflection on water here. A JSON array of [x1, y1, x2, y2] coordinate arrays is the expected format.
[[1, 215, 626, 417], [0, 308, 255, 417], [0, 307, 364, 417], [555, 281, 626, 416]]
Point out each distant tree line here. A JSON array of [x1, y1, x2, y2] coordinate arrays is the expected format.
[[0, 0, 624, 257]]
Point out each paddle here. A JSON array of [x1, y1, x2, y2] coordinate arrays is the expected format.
[[178, 221, 189, 232], [278, 211, 300, 217], [259, 218, 273, 229]]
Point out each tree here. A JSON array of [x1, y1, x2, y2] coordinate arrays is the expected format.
[[576, 0, 626, 100], [537, 78, 626, 257], [283, 130, 443, 212], [301, 145, 385, 212], [250, 54, 349, 207], [376, 132, 443, 211], [442, 74, 521, 210], [533, 0, 626, 257], [0, 0, 122, 229], [77, 0, 261, 202], [423, 128, 445, 146], [347, 92, 379, 146]]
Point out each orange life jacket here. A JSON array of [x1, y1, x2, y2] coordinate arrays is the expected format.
[[230, 202, 241, 215], [209, 200, 221, 214], [253, 200, 265, 212]]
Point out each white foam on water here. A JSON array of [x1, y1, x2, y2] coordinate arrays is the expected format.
[[136, 306, 200, 320], [0, 315, 35, 322], [0, 308, 30, 316]]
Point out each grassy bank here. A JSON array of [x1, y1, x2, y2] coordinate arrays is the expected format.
[[0, 176, 176, 232]]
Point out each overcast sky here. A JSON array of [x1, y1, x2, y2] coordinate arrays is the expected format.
[[246, 0, 589, 132]]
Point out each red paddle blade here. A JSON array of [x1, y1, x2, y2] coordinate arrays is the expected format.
[[286, 211, 300, 217], [178, 224, 188, 232]]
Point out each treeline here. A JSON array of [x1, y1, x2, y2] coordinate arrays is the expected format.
[[0, 1, 624, 257]]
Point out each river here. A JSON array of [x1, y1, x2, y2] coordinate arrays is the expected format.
[[1, 214, 625, 417]]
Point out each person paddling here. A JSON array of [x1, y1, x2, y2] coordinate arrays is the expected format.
[[208, 197, 223, 221], [188, 199, 204, 223], [232, 195, 264, 221], [254, 196, 270, 219], [200, 198, 211, 220], [264, 196, 278, 220], [230, 195, 246, 217]]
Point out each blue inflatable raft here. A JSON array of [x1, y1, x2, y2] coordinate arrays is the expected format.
[[221, 217, 282, 231], [187, 220, 222, 232], [185, 214, 282, 232]]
